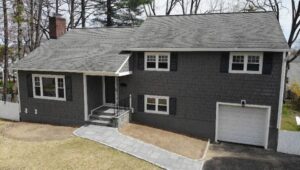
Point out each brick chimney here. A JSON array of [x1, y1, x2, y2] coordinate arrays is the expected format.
[[49, 15, 66, 39]]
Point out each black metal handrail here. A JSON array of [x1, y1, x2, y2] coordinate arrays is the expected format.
[[114, 96, 131, 117]]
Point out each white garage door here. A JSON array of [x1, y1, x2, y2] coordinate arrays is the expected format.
[[217, 104, 270, 148]]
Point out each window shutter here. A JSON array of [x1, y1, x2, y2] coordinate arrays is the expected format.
[[220, 52, 230, 73], [169, 97, 177, 115], [263, 52, 273, 75], [170, 52, 178, 71], [138, 95, 144, 112], [27, 74, 33, 98], [137, 52, 144, 70], [65, 75, 72, 101]]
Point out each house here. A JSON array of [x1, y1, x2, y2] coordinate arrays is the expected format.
[[14, 12, 289, 150]]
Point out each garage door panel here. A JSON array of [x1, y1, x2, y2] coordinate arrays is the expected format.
[[217, 104, 269, 147]]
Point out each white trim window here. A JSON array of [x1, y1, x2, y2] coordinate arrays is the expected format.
[[32, 74, 66, 101], [145, 95, 169, 115], [229, 52, 263, 74], [145, 52, 170, 71]]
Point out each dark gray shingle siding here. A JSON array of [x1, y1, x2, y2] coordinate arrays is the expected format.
[[119, 51, 283, 149], [18, 71, 85, 125]]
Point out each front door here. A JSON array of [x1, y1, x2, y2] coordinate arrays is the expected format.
[[105, 77, 115, 104]]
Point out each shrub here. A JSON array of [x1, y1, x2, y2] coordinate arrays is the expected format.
[[289, 82, 300, 110]]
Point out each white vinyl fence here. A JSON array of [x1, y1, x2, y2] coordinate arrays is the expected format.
[[0, 101, 20, 121], [277, 130, 300, 155]]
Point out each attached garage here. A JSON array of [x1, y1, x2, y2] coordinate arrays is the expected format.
[[216, 102, 271, 149]]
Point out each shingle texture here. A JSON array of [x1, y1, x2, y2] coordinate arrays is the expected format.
[[129, 12, 289, 49], [16, 12, 289, 72], [16, 28, 135, 73]]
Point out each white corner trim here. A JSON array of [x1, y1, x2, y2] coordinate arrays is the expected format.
[[277, 52, 287, 129], [116, 56, 131, 74], [83, 74, 88, 121], [127, 48, 291, 52], [215, 102, 271, 149]]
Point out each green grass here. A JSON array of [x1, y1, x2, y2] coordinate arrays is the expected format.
[[0, 80, 15, 92], [281, 103, 300, 131], [0, 120, 160, 170]]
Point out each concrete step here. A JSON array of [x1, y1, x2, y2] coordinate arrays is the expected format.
[[94, 111, 116, 116], [90, 114, 115, 120], [87, 118, 113, 127]]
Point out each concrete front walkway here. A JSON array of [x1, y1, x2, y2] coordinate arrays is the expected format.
[[74, 125, 203, 170]]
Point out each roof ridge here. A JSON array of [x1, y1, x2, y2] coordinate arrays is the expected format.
[[147, 11, 276, 18]]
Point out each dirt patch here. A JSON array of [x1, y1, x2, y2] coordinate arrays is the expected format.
[[0, 122, 77, 142], [119, 123, 208, 159]]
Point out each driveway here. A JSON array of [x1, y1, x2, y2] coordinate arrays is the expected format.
[[203, 143, 300, 170]]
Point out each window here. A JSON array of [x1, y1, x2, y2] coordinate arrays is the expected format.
[[229, 52, 263, 74], [145, 52, 170, 71], [32, 74, 66, 101], [145, 95, 169, 115]]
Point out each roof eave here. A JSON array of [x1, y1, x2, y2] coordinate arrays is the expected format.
[[126, 48, 291, 52], [15, 68, 132, 77]]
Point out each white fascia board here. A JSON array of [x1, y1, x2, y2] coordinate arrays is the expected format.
[[127, 48, 291, 52], [16, 68, 132, 77], [116, 55, 131, 73], [15, 68, 118, 76]]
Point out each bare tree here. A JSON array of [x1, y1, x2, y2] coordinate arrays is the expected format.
[[81, 0, 86, 27], [70, 0, 75, 28], [2, 0, 9, 102], [35, 0, 43, 48], [287, 0, 300, 63], [13, 0, 24, 60], [178, 0, 202, 14], [245, 0, 280, 19], [145, 0, 178, 16], [166, 0, 179, 15]]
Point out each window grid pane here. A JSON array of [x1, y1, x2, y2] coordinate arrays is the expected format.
[[232, 56, 244, 63], [158, 99, 167, 106], [58, 78, 64, 88], [147, 55, 156, 62], [248, 56, 260, 64], [42, 78, 56, 97], [34, 77, 40, 87]]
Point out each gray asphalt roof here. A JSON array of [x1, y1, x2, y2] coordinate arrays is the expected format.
[[15, 28, 135, 73], [128, 12, 289, 50], [16, 12, 289, 73]]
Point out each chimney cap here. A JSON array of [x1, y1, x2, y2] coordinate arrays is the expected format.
[[51, 13, 63, 18]]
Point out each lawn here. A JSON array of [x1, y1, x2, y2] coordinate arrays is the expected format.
[[281, 103, 300, 131], [0, 120, 160, 170], [120, 123, 208, 159]]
